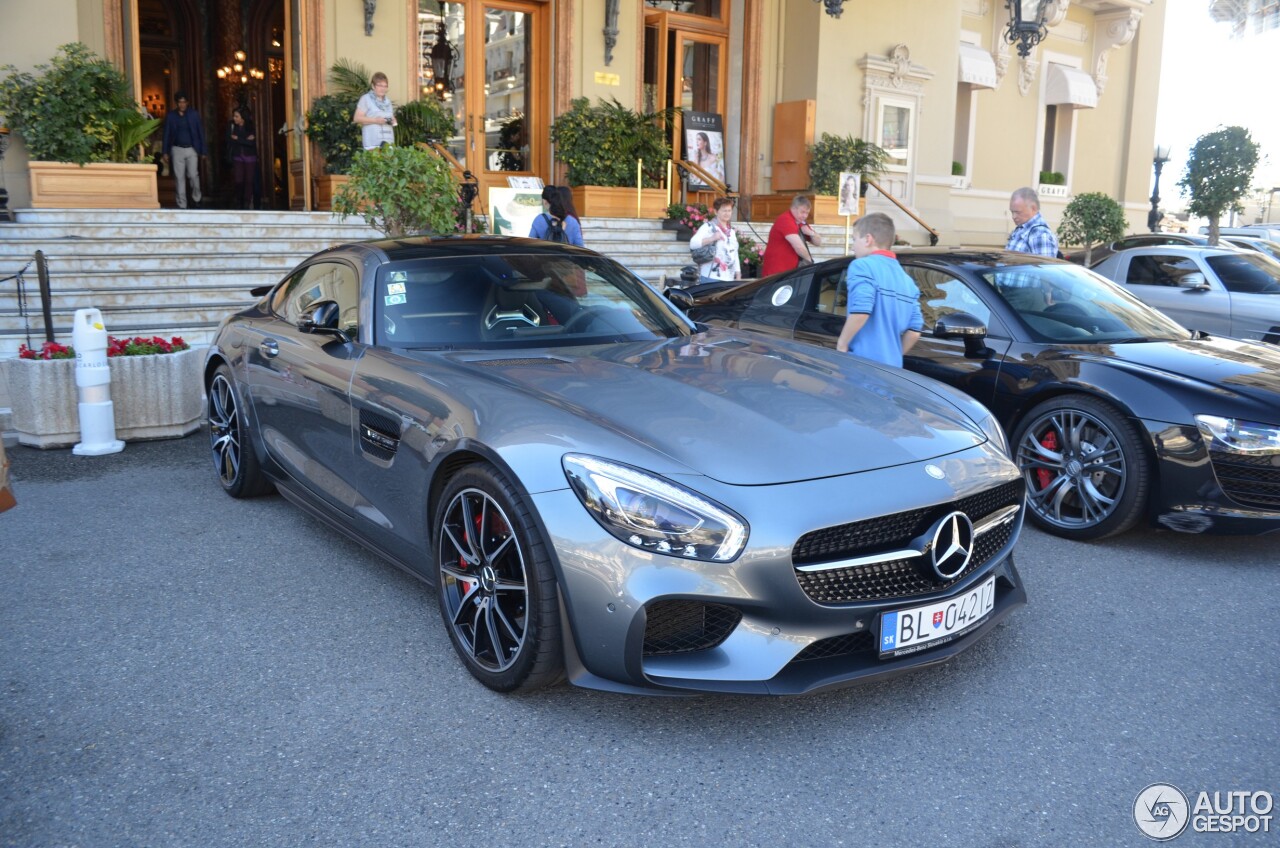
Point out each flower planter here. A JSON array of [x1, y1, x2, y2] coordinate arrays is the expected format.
[[28, 162, 160, 209], [313, 174, 351, 211], [1, 347, 204, 449], [570, 186, 668, 219]]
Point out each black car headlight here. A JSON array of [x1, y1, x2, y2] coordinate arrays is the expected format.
[[563, 454, 748, 562], [1195, 415, 1280, 454]]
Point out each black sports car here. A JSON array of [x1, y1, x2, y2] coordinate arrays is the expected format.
[[671, 249, 1280, 539]]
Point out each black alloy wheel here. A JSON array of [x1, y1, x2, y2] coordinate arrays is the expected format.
[[208, 365, 273, 498], [1013, 395, 1149, 540], [436, 464, 562, 692]]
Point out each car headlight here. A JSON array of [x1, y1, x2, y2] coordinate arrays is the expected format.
[[563, 454, 748, 562], [979, 411, 1010, 457], [1194, 415, 1280, 454]]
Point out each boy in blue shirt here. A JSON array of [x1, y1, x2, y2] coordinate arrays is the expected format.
[[835, 212, 924, 368]]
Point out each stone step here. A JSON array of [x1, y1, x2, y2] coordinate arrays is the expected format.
[[0, 225, 381, 242], [10, 208, 370, 226]]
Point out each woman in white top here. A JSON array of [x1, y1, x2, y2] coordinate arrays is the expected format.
[[689, 196, 742, 283], [353, 72, 397, 150]]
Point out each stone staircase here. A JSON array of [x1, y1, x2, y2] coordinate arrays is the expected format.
[[0, 208, 849, 428]]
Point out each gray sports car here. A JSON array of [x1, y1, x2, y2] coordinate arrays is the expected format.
[[205, 236, 1026, 695]]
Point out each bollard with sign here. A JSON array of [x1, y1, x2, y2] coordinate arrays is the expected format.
[[70, 307, 124, 456]]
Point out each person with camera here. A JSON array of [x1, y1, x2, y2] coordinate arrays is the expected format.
[[761, 195, 823, 276], [353, 72, 397, 150]]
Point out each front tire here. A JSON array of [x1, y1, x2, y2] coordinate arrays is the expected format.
[[208, 365, 274, 498], [1013, 395, 1149, 540], [435, 464, 563, 692]]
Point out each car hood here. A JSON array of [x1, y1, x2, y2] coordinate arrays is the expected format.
[[442, 333, 987, 486], [1066, 335, 1280, 407]]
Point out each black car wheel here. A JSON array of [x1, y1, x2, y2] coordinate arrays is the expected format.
[[208, 365, 273, 498], [436, 464, 563, 692], [1013, 396, 1149, 540]]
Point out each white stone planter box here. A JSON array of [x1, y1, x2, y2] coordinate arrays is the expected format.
[[1037, 183, 1070, 199], [1, 347, 203, 449]]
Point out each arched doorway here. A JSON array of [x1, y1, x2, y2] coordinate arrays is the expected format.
[[247, 0, 288, 209]]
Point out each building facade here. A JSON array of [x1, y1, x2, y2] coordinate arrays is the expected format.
[[0, 0, 1166, 244]]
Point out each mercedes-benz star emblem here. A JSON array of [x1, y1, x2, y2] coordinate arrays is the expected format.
[[929, 511, 974, 580]]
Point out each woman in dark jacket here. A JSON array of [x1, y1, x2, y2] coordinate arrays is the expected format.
[[227, 107, 258, 209]]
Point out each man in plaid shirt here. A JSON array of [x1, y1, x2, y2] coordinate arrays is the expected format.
[[1005, 187, 1060, 257]]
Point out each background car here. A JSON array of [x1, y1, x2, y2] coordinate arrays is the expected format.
[[1065, 232, 1213, 267], [205, 236, 1026, 696], [1089, 245, 1280, 344], [1202, 225, 1280, 242], [674, 249, 1280, 540], [1220, 235, 1280, 262]]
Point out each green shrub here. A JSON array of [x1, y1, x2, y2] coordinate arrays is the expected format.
[[550, 97, 673, 188], [394, 98, 457, 147], [808, 133, 889, 195], [305, 93, 361, 175], [0, 43, 141, 164], [951, 160, 964, 176], [1057, 192, 1127, 265], [1038, 170, 1067, 186], [333, 145, 459, 237]]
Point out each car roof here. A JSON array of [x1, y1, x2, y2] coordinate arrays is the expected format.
[[1098, 245, 1240, 258], [303, 234, 596, 264], [894, 247, 1066, 270]]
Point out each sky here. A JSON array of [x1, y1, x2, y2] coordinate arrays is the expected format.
[[1154, 3, 1280, 213]]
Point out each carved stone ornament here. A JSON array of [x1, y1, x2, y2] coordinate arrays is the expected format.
[[1093, 9, 1142, 95], [859, 44, 934, 92], [1018, 56, 1039, 97], [604, 0, 620, 66], [363, 0, 376, 37]]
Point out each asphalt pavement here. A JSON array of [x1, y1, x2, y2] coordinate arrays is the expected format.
[[1, 434, 1276, 847]]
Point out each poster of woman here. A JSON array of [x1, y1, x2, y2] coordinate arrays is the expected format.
[[683, 111, 725, 189], [838, 172, 861, 217]]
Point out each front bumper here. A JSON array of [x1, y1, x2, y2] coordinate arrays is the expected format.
[[530, 447, 1027, 695], [1143, 421, 1280, 536]]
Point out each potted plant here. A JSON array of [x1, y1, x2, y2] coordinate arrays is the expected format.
[[550, 97, 674, 218], [1056, 191, 1126, 265], [662, 201, 710, 240], [2, 335, 201, 448], [805, 133, 889, 222], [736, 232, 763, 277], [332, 144, 459, 237], [0, 43, 161, 208], [304, 93, 362, 209]]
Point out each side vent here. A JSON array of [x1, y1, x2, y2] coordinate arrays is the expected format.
[[359, 409, 401, 460]]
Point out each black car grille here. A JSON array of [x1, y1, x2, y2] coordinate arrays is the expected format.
[[792, 631, 875, 662], [792, 480, 1023, 605], [1209, 451, 1280, 511], [642, 601, 742, 656]]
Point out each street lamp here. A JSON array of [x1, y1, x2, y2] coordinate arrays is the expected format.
[[1003, 0, 1051, 58], [1148, 144, 1172, 233]]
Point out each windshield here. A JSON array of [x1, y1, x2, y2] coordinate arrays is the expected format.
[[984, 263, 1191, 343], [1205, 253, 1280, 294], [374, 253, 693, 349]]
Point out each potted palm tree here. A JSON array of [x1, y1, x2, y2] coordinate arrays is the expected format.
[[0, 43, 161, 208], [805, 133, 889, 223], [550, 97, 674, 217]]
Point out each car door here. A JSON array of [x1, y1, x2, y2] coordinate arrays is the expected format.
[[1203, 252, 1280, 343], [898, 264, 1013, 411], [1115, 252, 1232, 334], [741, 268, 817, 338], [793, 260, 852, 347], [242, 259, 365, 513]]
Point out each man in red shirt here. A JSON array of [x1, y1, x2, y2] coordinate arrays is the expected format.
[[761, 195, 824, 276]]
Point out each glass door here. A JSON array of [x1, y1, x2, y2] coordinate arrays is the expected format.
[[418, 1, 546, 213]]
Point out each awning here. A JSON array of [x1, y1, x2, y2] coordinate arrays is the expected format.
[[957, 44, 997, 90], [1045, 64, 1098, 108]]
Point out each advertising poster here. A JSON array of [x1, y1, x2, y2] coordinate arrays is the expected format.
[[489, 187, 545, 236], [683, 111, 726, 189], [838, 172, 862, 217]]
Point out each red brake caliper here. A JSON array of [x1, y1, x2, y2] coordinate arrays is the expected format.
[[1036, 430, 1059, 490]]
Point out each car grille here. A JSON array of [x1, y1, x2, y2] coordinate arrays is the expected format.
[[792, 631, 874, 662], [1209, 451, 1280, 511], [642, 601, 742, 656], [792, 480, 1023, 605]]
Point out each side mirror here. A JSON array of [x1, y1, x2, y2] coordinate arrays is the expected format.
[[298, 301, 349, 341], [1178, 272, 1209, 291], [665, 287, 695, 312], [933, 311, 989, 359]]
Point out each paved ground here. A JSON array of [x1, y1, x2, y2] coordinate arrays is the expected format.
[[1, 434, 1276, 847]]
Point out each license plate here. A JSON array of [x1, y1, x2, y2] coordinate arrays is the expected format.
[[879, 576, 996, 658]]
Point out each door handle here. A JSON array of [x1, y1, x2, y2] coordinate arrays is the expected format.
[[259, 339, 279, 358]]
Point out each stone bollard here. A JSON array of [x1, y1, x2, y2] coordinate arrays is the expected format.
[[71, 308, 124, 456]]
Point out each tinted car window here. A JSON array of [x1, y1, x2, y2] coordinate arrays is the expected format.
[[375, 253, 691, 349], [984, 264, 1191, 343], [903, 267, 992, 328], [810, 266, 845, 314], [1205, 253, 1280, 294], [273, 261, 361, 334], [1125, 254, 1202, 287]]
